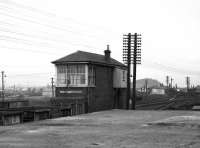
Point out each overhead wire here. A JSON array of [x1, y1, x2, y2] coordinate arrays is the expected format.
[[0, 20, 99, 50], [142, 60, 200, 76], [0, 11, 90, 37], [0, 34, 97, 51], [0, 2, 113, 41], [1, 0, 199, 85], [0, 0, 113, 57], [0, 0, 119, 36], [0, 46, 59, 55], [0, 26, 97, 49]]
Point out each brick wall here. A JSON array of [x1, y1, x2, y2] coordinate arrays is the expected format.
[[88, 65, 114, 112]]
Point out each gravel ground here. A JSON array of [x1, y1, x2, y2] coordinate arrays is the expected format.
[[0, 110, 200, 148]]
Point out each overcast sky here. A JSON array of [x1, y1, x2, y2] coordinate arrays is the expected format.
[[0, 0, 200, 87]]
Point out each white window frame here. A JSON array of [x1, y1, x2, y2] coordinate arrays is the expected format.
[[56, 64, 88, 87]]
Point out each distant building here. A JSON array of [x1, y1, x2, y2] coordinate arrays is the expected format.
[[52, 46, 127, 114], [42, 87, 53, 97], [195, 86, 200, 93], [150, 87, 165, 95], [178, 88, 188, 93], [192, 106, 200, 110]]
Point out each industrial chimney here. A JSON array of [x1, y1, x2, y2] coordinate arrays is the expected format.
[[104, 45, 111, 61]]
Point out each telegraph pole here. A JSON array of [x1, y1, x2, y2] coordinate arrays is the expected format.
[[132, 33, 141, 109], [145, 79, 148, 95], [170, 78, 173, 88], [166, 76, 169, 88], [123, 33, 131, 109], [175, 84, 178, 89], [123, 33, 141, 110], [1, 71, 5, 102], [51, 77, 54, 97], [186, 76, 190, 92]]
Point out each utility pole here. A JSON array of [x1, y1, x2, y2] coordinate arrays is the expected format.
[[51, 77, 54, 97], [123, 33, 131, 109], [123, 33, 141, 110], [186, 76, 190, 92], [13, 84, 16, 95], [1, 71, 5, 102], [166, 76, 169, 88], [132, 33, 141, 110], [145, 79, 148, 96], [170, 78, 173, 88]]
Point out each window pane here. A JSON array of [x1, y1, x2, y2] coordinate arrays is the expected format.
[[80, 75, 85, 84], [57, 64, 86, 86], [88, 66, 95, 86], [69, 65, 85, 85]]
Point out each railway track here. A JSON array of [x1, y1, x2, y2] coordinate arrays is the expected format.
[[136, 95, 200, 110]]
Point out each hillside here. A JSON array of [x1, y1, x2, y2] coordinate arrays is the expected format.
[[135, 78, 161, 89]]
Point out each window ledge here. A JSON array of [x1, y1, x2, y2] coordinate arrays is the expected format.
[[56, 84, 96, 88], [88, 85, 96, 88]]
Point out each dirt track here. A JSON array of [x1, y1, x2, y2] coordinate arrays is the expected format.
[[0, 110, 200, 148]]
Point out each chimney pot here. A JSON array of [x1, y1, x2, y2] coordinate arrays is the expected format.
[[104, 45, 111, 61]]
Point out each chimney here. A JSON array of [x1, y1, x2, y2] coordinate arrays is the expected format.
[[104, 45, 111, 61]]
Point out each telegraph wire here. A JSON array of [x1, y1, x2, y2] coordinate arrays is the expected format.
[[0, 46, 59, 55], [0, 11, 89, 36], [0, 27, 98, 49], [0, 35, 62, 49], [0, 1, 199, 83], [0, 2, 114, 53], [0, 0, 119, 36], [0, 4, 79, 31], [142, 61, 200, 76], [0, 4, 112, 41], [0, 35, 98, 51], [0, 21, 99, 49]]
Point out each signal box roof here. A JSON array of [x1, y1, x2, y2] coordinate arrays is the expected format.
[[52, 50, 126, 68]]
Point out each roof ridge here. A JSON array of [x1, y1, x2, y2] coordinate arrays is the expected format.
[[77, 50, 105, 57], [52, 50, 126, 68]]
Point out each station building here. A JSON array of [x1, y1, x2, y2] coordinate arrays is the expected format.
[[52, 46, 127, 114]]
